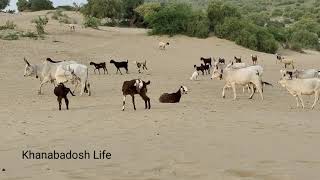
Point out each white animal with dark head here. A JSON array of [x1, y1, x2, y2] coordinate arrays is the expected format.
[[159, 42, 170, 50]]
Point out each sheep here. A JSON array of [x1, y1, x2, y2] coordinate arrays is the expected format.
[[54, 83, 75, 110], [278, 78, 320, 109], [234, 56, 242, 63], [190, 71, 199, 81], [159, 42, 170, 50], [110, 60, 128, 75], [122, 79, 151, 111], [211, 65, 264, 100], [133, 60, 148, 73], [200, 57, 212, 67], [159, 86, 188, 103], [251, 54, 258, 65], [89, 61, 108, 75], [280, 69, 319, 79]]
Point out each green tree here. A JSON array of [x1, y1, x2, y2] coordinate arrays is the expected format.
[[16, 0, 30, 12], [29, 0, 53, 11], [0, 0, 10, 11], [121, 0, 144, 26], [81, 0, 122, 20]]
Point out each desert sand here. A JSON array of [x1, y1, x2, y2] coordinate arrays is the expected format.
[[1, 11, 320, 180]]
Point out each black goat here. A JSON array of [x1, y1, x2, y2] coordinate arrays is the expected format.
[[159, 86, 188, 103], [90, 61, 108, 74], [194, 64, 205, 75], [122, 79, 151, 111], [234, 56, 242, 63], [110, 60, 128, 75], [203, 64, 210, 74], [200, 57, 212, 67], [54, 83, 75, 110]]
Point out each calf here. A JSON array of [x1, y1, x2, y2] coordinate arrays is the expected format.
[[122, 79, 151, 111], [89, 61, 108, 74], [110, 60, 128, 75], [54, 83, 75, 110]]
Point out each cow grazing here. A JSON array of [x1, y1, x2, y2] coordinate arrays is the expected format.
[[89, 61, 108, 74], [110, 60, 128, 75], [200, 57, 212, 67], [122, 79, 151, 111], [54, 83, 75, 110]]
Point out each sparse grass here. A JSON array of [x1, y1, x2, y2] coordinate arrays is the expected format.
[[0, 31, 20, 40], [0, 21, 17, 30]]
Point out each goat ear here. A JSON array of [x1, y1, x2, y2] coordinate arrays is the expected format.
[[145, 80, 150, 85], [24, 57, 30, 66]]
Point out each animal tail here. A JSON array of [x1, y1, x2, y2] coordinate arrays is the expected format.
[[262, 81, 273, 86], [46, 58, 61, 63]]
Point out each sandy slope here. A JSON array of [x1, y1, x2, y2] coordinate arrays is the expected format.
[[1, 11, 320, 180]]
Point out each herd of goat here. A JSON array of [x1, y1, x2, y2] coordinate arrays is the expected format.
[[23, 41, 320, 111]]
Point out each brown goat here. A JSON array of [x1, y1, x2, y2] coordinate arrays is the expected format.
[[122, 79, 151, 111], [54, 83, 75, 110]]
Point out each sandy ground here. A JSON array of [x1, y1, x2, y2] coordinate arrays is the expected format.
[[1, 11, 320, 180]]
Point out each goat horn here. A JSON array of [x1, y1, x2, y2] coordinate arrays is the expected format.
[[24, 57, 30, 66]]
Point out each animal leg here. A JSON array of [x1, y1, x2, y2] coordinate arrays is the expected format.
[[249, 84, 255, 99], [131, 95, 136, 110], [98, 69, 100, 75], [222, 84, 229, 98], [122, 95, 126, 111], [94, 69, 96, 74], [38, 77, 50, 95], [297, 94, 305, 109], [79, 82, 86, 96], [65, 97, 69, 110], [140, 94, 150, 109], [231, 83, 237, 100], [73, 82, 79, 94], [311, 91, 319, 109], [118, 69, 123, 75], [57, 97, 62, 110], [295, 95, 300, 108]]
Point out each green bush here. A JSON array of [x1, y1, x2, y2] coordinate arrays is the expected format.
[[32, 16, 49, 36], [290, 30, 319, 49], [0, 32, 20, 40], [29, 0, 54, 11], [17, 0, 30, 12], [0, 21, 17, 30], [145, 3, 192, 36], [21, 31, 38, 39], [215, 17, 245, 40], [81, 0, 122, 20], [186, 11, 210, 38], [84, 16, 101, 29]]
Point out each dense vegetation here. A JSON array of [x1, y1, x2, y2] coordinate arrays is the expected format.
[[17, 0, 54, 12], [0, 0, 10, 11]]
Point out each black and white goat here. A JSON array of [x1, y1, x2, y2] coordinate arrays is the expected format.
[[200, 57, 212, 67], [54, 83, 75, 110], [89, 61, 108, 74], [234, 56, 242, 63], [133, 60, 148, 73], [110, 60, 128, 75], [159, 86, 188, 103], [122, 79, 151, 111], [218, 57, 225, 64]]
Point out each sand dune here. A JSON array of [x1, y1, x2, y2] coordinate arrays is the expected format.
[[1, 11, 320, 180]]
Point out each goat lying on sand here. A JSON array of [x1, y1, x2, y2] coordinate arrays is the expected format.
[[122, 79, 151, 111], [110, 60, 128, 75], [278, 77, 320, 109], [159, 86, 188, 103], [54, 83, 75, 110], [90, 61, 108, 74]]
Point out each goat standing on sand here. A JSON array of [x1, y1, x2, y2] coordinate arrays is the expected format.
[[159, 86, 188, 103], [234, 56, 242, 63], [133, 60, 148, 73], [122, 79, 151, 111], [90, 62, 108, 74], [54, 83, 75, 110], [200, 57, 212, 67], [251, 54, 258, 65], [159, 42, 170, 50], [110, 60, 128, 75]]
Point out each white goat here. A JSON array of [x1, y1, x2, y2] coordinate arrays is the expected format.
[[159, 42, 169, 50], [278, 78, 320, 109], [190, 71, 199, 81], [211, 66, 264, 100]]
